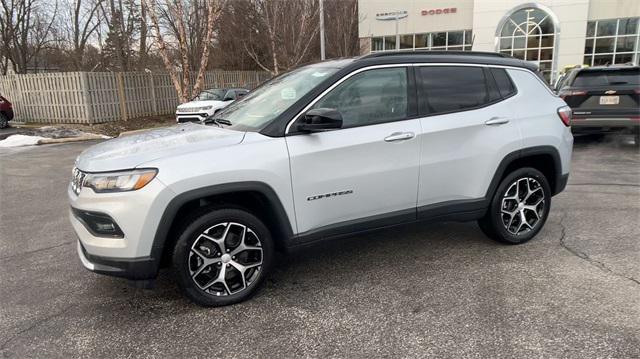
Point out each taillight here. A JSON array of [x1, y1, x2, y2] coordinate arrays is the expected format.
[[557, 106, 572, 126], [559, 90, 586, 100]]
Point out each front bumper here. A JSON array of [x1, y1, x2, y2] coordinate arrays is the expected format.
[[77, 241, 158, 279], [176, 112, 209, 123], [68, 175, 175, 279], [571, 117, 640, 133]]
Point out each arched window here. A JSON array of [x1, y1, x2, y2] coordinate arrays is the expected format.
[[497, 6, 557, 82]]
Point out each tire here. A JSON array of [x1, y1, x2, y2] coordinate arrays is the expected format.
[[0, 113, 8, 129], [478, 167, 551, 245], [172, 206, 274, 307]]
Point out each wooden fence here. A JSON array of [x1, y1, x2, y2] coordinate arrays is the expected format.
[[0, 70, 271, 124]]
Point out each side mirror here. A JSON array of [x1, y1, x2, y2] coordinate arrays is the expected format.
[[223, 96, 234, 101], [297, 108, 343, 133]]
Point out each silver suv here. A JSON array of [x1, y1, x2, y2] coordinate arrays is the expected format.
[[69, 52, 574, 306]]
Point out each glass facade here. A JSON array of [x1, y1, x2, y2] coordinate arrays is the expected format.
[[583, 17, 640, 66], [498, 7, 555, 82], [370, 30, 473, 52]]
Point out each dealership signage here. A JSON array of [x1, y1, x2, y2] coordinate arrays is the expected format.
[[375, 10, 408, 21], [421, 7, 457, 16]]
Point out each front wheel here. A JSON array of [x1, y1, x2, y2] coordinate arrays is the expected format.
[[478, 167, 551, 244], [172, 207, 274, 306]]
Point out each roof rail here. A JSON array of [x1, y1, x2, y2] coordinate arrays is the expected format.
[[361, 50, 512, 60]]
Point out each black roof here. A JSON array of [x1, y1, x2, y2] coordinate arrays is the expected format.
[[353, 50, 538, 72], [578, 64, 640, 71]]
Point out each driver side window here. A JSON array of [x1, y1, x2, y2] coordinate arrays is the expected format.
[[311, 67, 408, 128]]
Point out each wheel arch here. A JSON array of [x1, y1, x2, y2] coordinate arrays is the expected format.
[[486, 146, 564, 200], [151, 181, 294, 270]]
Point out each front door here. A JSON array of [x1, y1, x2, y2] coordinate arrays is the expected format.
[[285, 66, 421, 235]]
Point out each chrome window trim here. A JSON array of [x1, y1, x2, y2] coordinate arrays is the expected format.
[[283, 62, 557, 135]]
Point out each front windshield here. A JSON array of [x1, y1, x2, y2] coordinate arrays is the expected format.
[[194, 89, 225, 101], [215, 66, 340, 131]]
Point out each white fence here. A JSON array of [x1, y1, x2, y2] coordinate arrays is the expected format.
[[0, 71, 271, 124]]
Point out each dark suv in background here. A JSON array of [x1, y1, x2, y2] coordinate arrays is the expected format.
[[0, 94, 13, 129], [558, 65, 639, 144]]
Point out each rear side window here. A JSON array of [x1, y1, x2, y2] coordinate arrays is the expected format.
[[418, 66, 491, 114], [491, 68, 516, 97], [572, 68, 640, 87]]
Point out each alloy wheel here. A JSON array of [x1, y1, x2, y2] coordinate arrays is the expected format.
[[500, 177, 546, 235], [188, 222, 263, 296]]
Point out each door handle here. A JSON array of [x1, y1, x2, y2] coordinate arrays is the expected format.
[[485, 117, 510, 126], [384, 132, 415, 142]]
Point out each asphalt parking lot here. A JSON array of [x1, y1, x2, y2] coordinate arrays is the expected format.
[[1, 134, 639, 358]]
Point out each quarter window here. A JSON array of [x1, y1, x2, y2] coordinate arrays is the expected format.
[[418, 66, 491, 115], [491, 68, 516, 97], [311, 67, 408, 128]]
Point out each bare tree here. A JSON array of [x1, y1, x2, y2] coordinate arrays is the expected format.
[[145, 0, 226, 102], [244, 0, 319, 75], [324, 0, 358, 58], [0, 0, 58, 73], [57, 0, 102, 70]]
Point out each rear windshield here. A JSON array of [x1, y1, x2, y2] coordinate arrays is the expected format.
[[572, 68, 640, 87]]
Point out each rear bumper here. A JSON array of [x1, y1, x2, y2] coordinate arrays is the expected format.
[[554, 173, 569, 196], [1, 108, 13, 120], [571, 117, 639, 133], [77, 240, 158, 280]]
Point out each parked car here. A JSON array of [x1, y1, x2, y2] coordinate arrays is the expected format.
[[558, 64, 639, 143], [0, 94, 14, 129], [175, 88, 249, 123], [69, 51, 573, 306]]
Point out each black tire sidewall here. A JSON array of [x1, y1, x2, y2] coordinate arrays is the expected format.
[[487, 167, 552, 244], [0, 113, 8, 129], [172, 207, 274, 307]]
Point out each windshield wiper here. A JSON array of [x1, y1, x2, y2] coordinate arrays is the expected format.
[[202, 117, 232, 127]]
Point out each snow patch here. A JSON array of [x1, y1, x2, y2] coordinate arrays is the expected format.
[[0, 134, 46, 147]]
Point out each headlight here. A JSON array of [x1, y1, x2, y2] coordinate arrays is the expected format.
[[84, 169, 158, 193], [200, 106, 212, 111]]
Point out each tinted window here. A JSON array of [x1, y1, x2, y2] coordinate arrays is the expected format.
[[491, 68, 516, 97], [311, 67, 407, 128], [572, 68, 640, 87], [418, 66, 490, 114]]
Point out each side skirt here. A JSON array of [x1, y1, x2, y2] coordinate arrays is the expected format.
[[287, 199, 488, 250]]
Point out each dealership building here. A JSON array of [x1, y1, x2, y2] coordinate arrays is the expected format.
[[357, 0, 640, 82]]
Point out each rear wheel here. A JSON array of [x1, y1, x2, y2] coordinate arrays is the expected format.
[[172, 207, 273, 306], [478, 167, 551, 244]]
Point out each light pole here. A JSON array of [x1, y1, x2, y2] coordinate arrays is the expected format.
[[320, 0, 326, 60], [395, 11, 400, 51]]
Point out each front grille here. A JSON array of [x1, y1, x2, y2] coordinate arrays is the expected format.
[[71, 167, 86, 195], [178, 107, 205, 113]]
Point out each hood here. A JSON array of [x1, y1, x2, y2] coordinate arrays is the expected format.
[[76, 123, 245, 172], [177, 100, 225, 110]]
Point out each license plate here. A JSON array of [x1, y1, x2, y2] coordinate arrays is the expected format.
[[599, 96, 619, 105]]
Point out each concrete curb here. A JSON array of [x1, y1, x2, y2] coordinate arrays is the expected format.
[[37, 135, 106, 145]]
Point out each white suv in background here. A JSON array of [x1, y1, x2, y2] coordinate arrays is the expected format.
[[69, 52, 573, 306], [175, 88, 249, 123]]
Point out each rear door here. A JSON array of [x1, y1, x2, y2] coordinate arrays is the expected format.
[[415, 65, 521, 216], [285, 66, 421, 235], [562, 68, 640, 118]]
